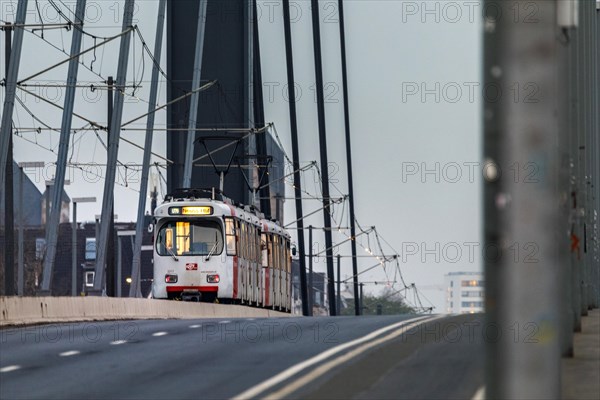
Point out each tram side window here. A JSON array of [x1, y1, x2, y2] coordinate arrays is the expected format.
[[261, 233, 268, 267], [236, 219, 241, 257], [255, 226, 259, 262], [282, 239, 287, 272], [225, 218, 236, 256], [274, 235, 281, 271], [280, 237, 285, 271], [268, 234, 274, 268], [241, 221, 247, 260], [286, 240, 291, 274], [249, 225, 255, 262], [255, 227, 260, 263], [247, 223, 252, 261]]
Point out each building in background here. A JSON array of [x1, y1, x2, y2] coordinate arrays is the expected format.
[[445, 271, 484, 314], [41, 185, 71, 225], [291, 259, 328, 315], [0, 220, 154, 297], [0, 161, 43, 226]]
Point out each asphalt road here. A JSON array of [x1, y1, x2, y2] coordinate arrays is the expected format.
[[0, 314, 483, 399]]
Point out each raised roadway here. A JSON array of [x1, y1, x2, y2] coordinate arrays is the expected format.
[[0, 314, 483, 399]]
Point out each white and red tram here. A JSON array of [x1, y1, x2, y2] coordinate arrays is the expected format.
[[152, 189, 291, 311]]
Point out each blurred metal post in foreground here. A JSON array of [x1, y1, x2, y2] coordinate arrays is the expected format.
[[92, 0, 135, 294], [40, 0, 87, 294], [0, 1, 27, 191], [130, 0, 166, 298], [483, 0, 564, 398]]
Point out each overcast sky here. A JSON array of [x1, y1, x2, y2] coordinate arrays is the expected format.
[[1, 0, 483, 312]]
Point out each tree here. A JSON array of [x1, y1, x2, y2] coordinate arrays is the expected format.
[[340, 287, 415, 315]]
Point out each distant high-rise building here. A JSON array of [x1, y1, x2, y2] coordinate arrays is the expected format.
[[445, 271, 484, 314]]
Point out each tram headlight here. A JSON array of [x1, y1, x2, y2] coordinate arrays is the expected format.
[[165, 274, 178, 283], [207, 274, 220, 283]]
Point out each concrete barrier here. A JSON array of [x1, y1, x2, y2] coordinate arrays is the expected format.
[[0, 296, 290, 327]]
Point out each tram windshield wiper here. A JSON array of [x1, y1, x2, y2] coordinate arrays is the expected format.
[[205, 233, 218, 261], [166, 246, 179, 261]]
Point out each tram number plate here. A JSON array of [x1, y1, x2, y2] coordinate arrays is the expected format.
[[186, 263, 198, 271]]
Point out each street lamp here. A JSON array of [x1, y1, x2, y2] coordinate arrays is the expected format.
[[71, 197, 96, 296], [17, 161, 45, 296]]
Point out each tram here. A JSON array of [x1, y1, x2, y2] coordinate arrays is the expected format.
[[152, 189, 291, 311]]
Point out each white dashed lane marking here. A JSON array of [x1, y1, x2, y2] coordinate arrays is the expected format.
[[152, 332, 168, 337], [110, 340, 128, 345], [189, 325, 202, 329], [59, 350, 80, 357], [0, 365, 21, 373], [219, 320, 231, 324]]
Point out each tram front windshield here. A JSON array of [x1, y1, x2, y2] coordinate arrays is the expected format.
[[156, 220, 224, 257]]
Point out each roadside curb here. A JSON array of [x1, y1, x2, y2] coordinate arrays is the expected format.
[[0, 296, 290, 327]]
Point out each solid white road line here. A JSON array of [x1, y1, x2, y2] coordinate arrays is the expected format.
[[59, 350, 81, 357], [232, 315, 439, 400], [152, 332, 168, 337], [0, 365, 21, 373]]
